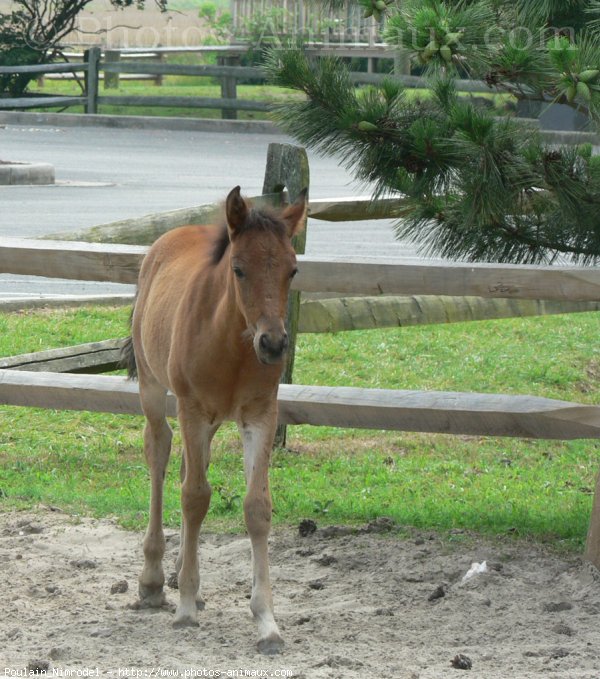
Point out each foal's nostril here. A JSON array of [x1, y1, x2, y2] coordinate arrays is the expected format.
[[258, 332, 288, 358]]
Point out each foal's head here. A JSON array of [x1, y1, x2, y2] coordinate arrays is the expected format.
[[224, 186, 307, 365]]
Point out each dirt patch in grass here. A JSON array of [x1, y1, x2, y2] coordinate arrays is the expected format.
[[2, 508, 600, 678]]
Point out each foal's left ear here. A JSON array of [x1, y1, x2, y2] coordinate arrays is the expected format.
[[282, 188, 308, 239], [225, 185, 248, 239]]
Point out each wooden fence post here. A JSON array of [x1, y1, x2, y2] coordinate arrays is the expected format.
[[104, 50, 121, 89], [217, 55, 239, 119], [262, 143, 310, 447], [84, 47, 101, 114], [154, 50, 164, 87], [585, 474, 600, 570]]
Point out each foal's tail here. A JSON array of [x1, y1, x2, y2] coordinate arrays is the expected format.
[[120, 336, 137, 380], [119, 297, 138, 380]]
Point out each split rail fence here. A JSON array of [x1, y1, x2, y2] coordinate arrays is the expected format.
[[0, 45, 493, 120], [1, 143, 600, 568]]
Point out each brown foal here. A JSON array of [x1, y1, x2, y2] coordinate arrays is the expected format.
[[123, 186, 307, 654]]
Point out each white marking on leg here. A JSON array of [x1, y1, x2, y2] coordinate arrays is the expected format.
[[239, 420, 283, 654]]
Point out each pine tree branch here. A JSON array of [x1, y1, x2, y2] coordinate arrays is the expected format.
[[266, 47, 600, 265]]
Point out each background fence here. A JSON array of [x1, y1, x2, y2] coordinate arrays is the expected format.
[[0, 142, 600, 567], [232, 0, 384, 44], [0, 45, 503, 121]]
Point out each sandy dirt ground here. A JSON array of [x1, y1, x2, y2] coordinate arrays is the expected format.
[[1, 508, 600, 679]]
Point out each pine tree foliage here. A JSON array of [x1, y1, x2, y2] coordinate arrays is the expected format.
[[266, 0, 600, 264]]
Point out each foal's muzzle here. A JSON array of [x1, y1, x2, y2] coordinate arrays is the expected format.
[[255, 330, 289, 365]]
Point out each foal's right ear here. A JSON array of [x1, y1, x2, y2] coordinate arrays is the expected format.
[[282, 188, 308, 239], [225, 186, 248, 239]]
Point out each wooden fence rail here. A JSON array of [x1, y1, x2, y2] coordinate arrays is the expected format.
[[2, 370, 600, 441], [0, 45, 508, 120], [2, 236, 600, 302]]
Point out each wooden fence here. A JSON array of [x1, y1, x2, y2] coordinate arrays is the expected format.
[[1, 142, 600, 568], [232, 0, 383, 44], [0, 45, 494, 120]]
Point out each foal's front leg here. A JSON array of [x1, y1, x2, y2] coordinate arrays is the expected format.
[[173, 402, 218, 628], [238, 414, 283, 655]]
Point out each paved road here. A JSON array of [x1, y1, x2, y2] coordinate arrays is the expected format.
[[0, 122, 420, 299]]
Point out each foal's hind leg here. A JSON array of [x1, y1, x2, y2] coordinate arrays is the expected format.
[[238, 415, 284, 655], [138, 377, 173, 608], [173, 400, 218, 628]]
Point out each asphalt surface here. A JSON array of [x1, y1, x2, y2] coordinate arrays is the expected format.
[[0, 122, 420, 300]]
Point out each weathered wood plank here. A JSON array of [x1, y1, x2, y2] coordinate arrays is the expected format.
[[43, 196, 406, 245], [0, 63, 88, 75], [217, 55, 240, 120], [262, 143, 310, 446], [97, 96, 269, 111], [101, 62, 264, 79], [0, 97, 86, 109], [1, 238, 600, 302], [585, 474, 600, 569], [308, 196, 410, 221], [0, 294, 133, 313], [292, 257, 600, 302], [0, 370, 151, 416], [1, 370, 599, 440], [349, 71, 490, 93], [0, 339, 125, 374], [297, 295, 600, 333], [45, 205, 222, 244], [2, 239, 600, 302], [43, 193, 285, 244], [85, 48, 101, 115], [277, 385, 600, 440], [0, 238, 145, 284]]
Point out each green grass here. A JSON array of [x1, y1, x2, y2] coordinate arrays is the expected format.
[[0, 306, 598, 552], [27, 77, 511, 120], [28, 78, 304, 120]]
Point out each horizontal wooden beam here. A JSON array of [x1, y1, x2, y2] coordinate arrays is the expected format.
[[277, 384, 600, 440], [0, 238, 145, 284], [3, 293, 597, 367], [0, 96, 87, 109], [2, 238, 600, 301], [0, 370, 150, 416], [298, 295, 600, 333], [292, 256, 600, 301], [0, 339, 125, 374], [0, 370, 599, 440], [44, 206, 222, 245], [0, 62, 88, 74], [308, 196, 410, 221], [43, 195, 405, 244], [101, 62, 264, 80], [350, 71, 490, 93], [97, 95, 269, 111], [43, 193, 285, 244]]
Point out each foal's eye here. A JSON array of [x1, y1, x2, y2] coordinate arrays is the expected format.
[[233, 266, 245, 279], [290, 267, 298, 279]]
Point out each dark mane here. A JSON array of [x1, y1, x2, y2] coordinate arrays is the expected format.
[[210, 224, 230, 265], [210, 207, 287, 265]]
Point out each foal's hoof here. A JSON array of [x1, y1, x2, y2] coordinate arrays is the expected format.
[[257, 633, 284, 656], [172, 615, 199, 629], [138, 584, 167, 609]]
